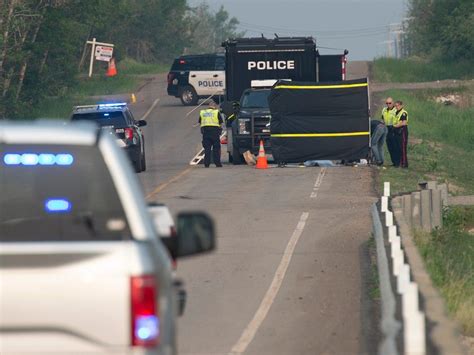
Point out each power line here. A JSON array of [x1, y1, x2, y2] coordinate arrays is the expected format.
[[235, 25, 387, 40], [238, 21, 389, 35]]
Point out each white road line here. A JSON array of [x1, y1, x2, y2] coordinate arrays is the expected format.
[[310, 167, 326, 198], [229, 211, 310, 355], [140, 98, 160, 121]]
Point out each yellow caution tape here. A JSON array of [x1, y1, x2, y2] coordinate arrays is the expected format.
[[271, 131, 370, 138]]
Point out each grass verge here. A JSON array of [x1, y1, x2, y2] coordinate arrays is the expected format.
[[22, 58, 169, 119], [377, 87, 474, 195], [414, 206, 474, 336], [372, 58, 474, 83]]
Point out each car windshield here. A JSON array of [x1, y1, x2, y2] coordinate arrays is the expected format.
[[0, 144, 131, 241], [71, 111, 127, 127], [240, 90, 270, 109]]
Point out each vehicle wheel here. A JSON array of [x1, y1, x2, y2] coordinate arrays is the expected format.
[[180, 86, 198, 106], [231, 145, 243, 165], [133, 149, 143, 173], [140, 151, 146, 172]]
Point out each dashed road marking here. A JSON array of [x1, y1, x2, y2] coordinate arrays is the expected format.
[[145, 167, 193, 200], [310, 167, 326, 198], [229, 212, 310, 355]]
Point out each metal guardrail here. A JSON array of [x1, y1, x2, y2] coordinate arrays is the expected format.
[[373, 182, 466, 355]]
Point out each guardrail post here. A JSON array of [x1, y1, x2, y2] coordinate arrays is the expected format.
[[403, 282, 426, 354], [411, 192, 422, 229], [402, 194, 412, 225], [385, 211, 393, 227], [392, 248, 404, 276], [381, 196, 388, 213], [420, 190, 432, 232], [384, 181, 390, 197], [391, 236, 401, 259], [397, 263, 410, 294], [388, 225, 397, 243], [437, 183, 448, 207], [431, 188, 442, 229], [427, 180, 437, 190]]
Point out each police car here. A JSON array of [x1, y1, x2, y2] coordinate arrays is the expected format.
[[167, 53, 225, 106], [71, 103, 147, 173]]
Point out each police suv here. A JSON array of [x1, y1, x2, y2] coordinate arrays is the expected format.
[[167, 53, 225, 106]]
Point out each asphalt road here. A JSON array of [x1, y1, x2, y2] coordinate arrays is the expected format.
[[132, 61, 379, 355]]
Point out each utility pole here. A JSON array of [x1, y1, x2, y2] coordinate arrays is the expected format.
[[389, 23, 404, 58]]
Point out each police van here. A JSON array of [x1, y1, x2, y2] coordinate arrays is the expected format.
[[222, 36, 348, 163], [167, 53, 225, 106]]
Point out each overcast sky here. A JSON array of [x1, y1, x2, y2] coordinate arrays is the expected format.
[[189, 0, 408, 60]]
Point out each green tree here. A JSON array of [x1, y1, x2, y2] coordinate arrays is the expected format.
[[185, 3, 244, 54], [406, 0, 474, 61]]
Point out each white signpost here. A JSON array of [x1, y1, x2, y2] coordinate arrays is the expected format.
[[86, 38, 115, 77]]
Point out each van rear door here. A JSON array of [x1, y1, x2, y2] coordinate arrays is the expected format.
[[317, 54, 345, 81]]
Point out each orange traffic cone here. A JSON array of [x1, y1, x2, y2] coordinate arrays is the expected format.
[[106, 58, 117, 77], [255, 140, 268, 169]]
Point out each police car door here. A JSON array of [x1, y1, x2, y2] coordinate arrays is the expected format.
[[188, 56, 225, 97]]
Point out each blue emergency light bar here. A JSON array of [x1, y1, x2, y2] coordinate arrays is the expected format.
[[98, 103, 127, 110], [45, 198, 72, 213], [3, 153, 74, 166]]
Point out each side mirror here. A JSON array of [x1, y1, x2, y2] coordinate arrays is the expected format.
[[176, 212, 215, 257], [137, 120, 147, 127]]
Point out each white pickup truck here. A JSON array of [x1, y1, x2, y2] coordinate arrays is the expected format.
[[0, 121, 215, 354]]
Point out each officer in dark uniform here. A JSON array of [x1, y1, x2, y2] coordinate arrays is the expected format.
[[199, 102, 223, 168], [393, 100, 409, 168]]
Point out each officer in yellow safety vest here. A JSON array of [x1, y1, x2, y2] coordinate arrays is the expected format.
[[199, 101, 224, 167], [393, 101, 409, 168], [381, 97, 398, 166]]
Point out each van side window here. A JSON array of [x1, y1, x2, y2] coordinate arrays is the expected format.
[[191, 57, 214, 71]]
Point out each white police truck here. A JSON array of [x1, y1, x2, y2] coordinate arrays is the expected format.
[[167, 53, 225, 106]]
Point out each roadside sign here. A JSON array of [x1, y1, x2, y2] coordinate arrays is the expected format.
[[86, 38, 115, 77], [95, 45, 114, 62]]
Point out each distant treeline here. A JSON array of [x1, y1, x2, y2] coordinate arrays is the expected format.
[[406, 0, 473, 62], [0, 1, 243, 117]]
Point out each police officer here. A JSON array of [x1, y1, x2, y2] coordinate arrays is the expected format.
[[393, 101, 409, 168], [199, 101, 223, 168], [381, 97, 398, 166]]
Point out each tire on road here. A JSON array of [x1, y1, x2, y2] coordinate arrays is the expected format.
[[140, 146, 146, 172], [180, 86, 198, 106]]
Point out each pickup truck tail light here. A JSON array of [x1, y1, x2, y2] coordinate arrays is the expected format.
[[131, 275, 160, 347], [125, 128, 134, 140]]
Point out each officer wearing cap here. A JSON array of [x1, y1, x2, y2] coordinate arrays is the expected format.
[[199, 101, 223, 168]]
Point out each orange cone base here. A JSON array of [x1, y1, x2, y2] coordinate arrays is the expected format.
[[256, 157, 268, 169]]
